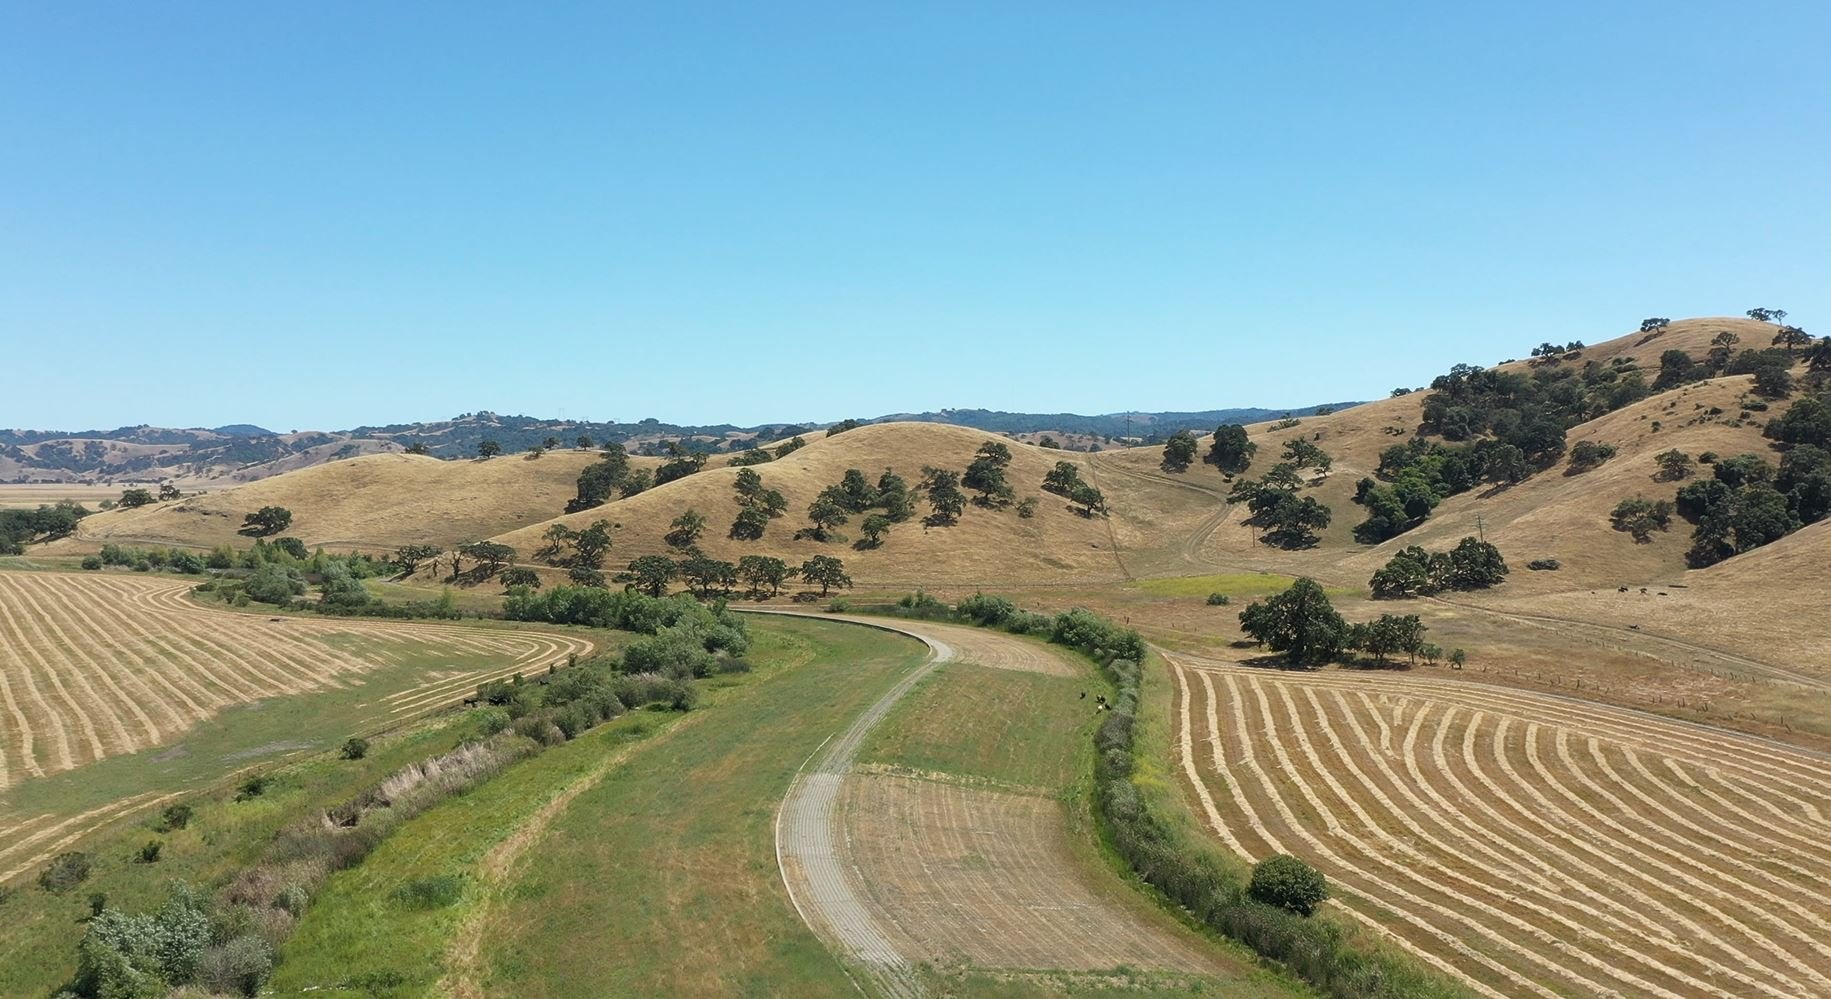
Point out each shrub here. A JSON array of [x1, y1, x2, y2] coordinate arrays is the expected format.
[[893, 589, 951, 620], [196, 934, 275, 997], [244, 563, 306, 605], [81, 555, 103, 570], [137, 840, 163, 864], [473, 707, 511, 736], [273, 883, 310, 916], [339, 737, 370, 760], [236, 775, 270, 801], [158, 803, 194, 832], [1248, 854, 1330, 916], [1206, 592, 1231, 606], [38, 851, 92, 893], [1527, 558, 1561, 571]]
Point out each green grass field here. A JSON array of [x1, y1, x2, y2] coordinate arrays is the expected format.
[[860, 657, 1091, 790], [271, 617, 929, 998], [0, 715, 478, 998]]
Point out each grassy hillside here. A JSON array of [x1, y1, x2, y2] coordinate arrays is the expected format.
[[47, 450, 647, 552], [494, 422, 1195, 586], [1336, 373, 1777, 592]]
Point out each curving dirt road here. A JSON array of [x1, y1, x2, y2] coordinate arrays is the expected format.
[[756, 610, 1231, 996], [763, 611, 952, 998]]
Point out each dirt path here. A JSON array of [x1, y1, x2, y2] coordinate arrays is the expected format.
[[759, 610, 1242, 996], [763, 611, 952, 999]]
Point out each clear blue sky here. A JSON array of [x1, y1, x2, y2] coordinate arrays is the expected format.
[[3, 2, 1826, 432]]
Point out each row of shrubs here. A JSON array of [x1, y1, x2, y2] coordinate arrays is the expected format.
[[56, 632, 727, 996], [896, 594, 1461, 998], [883, 590, 1150, 663]]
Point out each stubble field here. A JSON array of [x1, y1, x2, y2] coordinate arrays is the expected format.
[[0, 570, 595, 885], [1171, 652, 1831, 999]]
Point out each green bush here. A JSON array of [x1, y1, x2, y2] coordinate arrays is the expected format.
[[38, 851, 92, 893], [244, 563, 306, 605], [1249, 854, 1330, 915], [81, 555, 103, 570], [158, 803, 193, 832], [196, 933, 275, 997], [339, 737, 370, 760], [136, 840, 163, 864], [1206, 592, 1231, 606]]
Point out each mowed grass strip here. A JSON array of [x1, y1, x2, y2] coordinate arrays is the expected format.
[[859, 657, 1092, 790], [268, 617, 926, 998], [473, 619, 925, 998]]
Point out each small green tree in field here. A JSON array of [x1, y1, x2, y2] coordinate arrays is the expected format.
[[119, 488, 154, 508], [1161, 431, 1199, 472], [1653, 449, 1694, 482], [1237, 578, 1345, 667], [737, 555, 791, 598], [477, 440, 502, 457], [499, 566, 541, 590], [858, 514, 892, 549], [240, 506, 293, 537], [1249, 854, 1329, 916], [799, 555, 852, 596], [623, 555, 678, 597], [1610, 497, 1673, 542], [665, 509, 706, 549], [339, 737, 370, 760], [803, 494, 849, 541]]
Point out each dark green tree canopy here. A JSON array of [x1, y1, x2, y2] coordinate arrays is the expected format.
[[1161, 430, 1199, 472], [1238, 578, 1346, 667]]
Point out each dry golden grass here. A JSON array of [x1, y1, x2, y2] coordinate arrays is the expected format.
[[1334, 374, 1777, 593], [0, 485, 125, 510], [1496, 316, 1776, 374], [843, 773, 1229, 974], [496, 422, 1142, 586], [43, 450, 648, 553]]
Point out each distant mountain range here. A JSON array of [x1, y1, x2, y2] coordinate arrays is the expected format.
[[0, 401, 1360, 486]]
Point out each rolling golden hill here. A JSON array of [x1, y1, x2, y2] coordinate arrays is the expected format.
[[45, 449, 640, 552], [492, 422, 1252, 587]]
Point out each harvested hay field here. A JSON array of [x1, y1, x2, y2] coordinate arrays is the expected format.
[[843, 773, 1224, 974], [0, 572, 593, 788], [1171, 654, 1831, 999]]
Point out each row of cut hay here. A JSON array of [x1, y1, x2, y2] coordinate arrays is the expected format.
[[1174, 658, 1831, 998]]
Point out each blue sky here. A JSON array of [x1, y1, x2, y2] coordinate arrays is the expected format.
[[3, 2, 1826, 431]]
